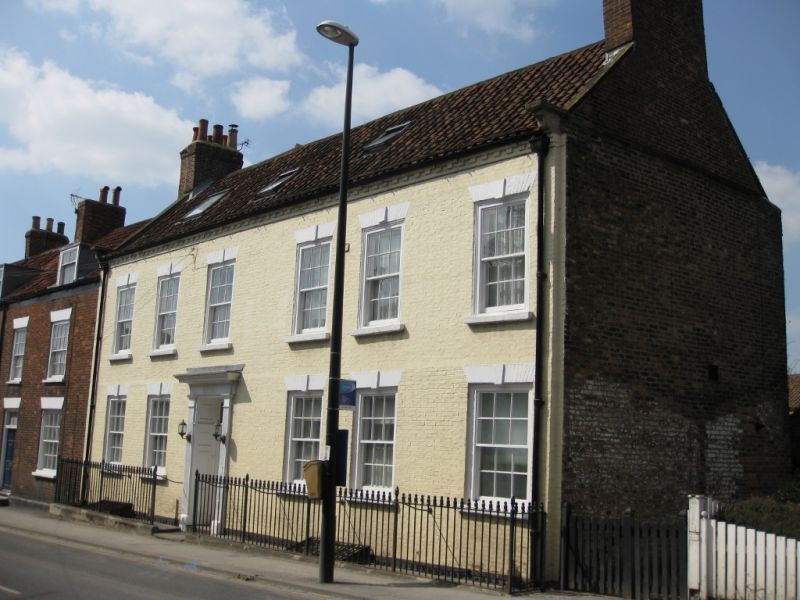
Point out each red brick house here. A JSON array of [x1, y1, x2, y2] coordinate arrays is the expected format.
[[0, 189, 145, 505]]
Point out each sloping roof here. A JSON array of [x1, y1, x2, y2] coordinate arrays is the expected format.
[[1, 220, 151, 303], [122, 41, 612, 255], [790, 375, 800, 413]]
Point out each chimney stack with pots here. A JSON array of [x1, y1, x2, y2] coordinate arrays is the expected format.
[[25, 214, 69, 258], [74, 185, 127, 245], [178, 117, 244, 198]]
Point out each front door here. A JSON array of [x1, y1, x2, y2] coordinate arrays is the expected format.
[[2, 427, 16, 491], [189, 400, 223, 529]]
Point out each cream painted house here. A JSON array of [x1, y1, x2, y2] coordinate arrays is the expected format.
[[87, 0, 789, 571]]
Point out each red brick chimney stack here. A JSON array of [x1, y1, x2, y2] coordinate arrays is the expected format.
[[178, 117, 244, 198], [25, 214, 69, 258], [73, 185, 127, 245]]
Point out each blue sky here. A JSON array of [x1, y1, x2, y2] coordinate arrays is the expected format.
[[1, 0, 798, 371]]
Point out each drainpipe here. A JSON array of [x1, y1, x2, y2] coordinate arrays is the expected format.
[[81, 261, 109, 504], [529, 132, 550, 507]]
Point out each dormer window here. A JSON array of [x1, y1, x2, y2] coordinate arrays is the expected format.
[[57, 246, 79, 285], [256, 168, 300, 198], [183, 190, 228, 220], [363, 121, 410, 153]]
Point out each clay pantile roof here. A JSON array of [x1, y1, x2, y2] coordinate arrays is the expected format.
[[123, 41, 614, 254], [93, 220, 151, 253], [790, 375, 800, 412], [2, 220, 151, 303]]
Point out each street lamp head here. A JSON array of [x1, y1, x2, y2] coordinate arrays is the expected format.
[[316, 20, 359, 46]]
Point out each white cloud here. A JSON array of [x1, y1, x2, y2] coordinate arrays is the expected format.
[[0, 48, 192, 187], [87, 0, 303, 91], [58, 29, 78, 42], [231, 77, 291, 120], [755, 161, 800, 241], [25, 0, 80, 13], [302, 63, 443, 129], [435, 0, 551, 42]]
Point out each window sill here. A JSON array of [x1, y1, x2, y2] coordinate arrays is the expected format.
[[108, 352, 133, 363], [32, 468, 56, 480], [286, 331, 330, 345], [199, 341, 232, 353], [464, 311, 533, 326], [149, 347, 177, 358], [351, 323, 405, 338], [42, 376, 65, 384], [5, 379, 21, 385]]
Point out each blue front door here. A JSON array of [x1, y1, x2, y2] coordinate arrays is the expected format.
[[2, 428, 16, 490]]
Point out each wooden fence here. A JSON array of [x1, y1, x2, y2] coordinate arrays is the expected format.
[[688, 496, 800, 600], [560, 503, 688, 600]]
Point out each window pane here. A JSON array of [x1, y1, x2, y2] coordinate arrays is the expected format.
[[289, 394, 322, 481], [359, 393, 395, 488], [479, 201, 526, 310]]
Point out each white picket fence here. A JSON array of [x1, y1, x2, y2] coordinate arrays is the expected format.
[[688, 496, 800, 600]]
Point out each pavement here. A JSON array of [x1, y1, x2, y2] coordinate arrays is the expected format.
[[0, 502, 609, 600]]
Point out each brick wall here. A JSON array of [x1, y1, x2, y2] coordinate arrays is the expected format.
[[558, 40, 790, 516], [0, 285, 99, 503]]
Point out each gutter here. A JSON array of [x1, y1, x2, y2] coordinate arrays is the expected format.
[[81, 261, 109, 503]]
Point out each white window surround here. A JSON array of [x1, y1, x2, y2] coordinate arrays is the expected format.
[[466, 385, 533, 503], [285, 392, 323, 483], [463, 363, 535, 385], [153, 270, 181, 353], [104, 389, 127, 465], [57, 245, 79, 286], [353, 389, 397, 493], [464, 364, 535, 503], [350, 370, 403, 390], [32, 397, 64, 479], [284, 374, 327, 393], [206, 246, 239, 266], [289, 222, 333, 341], [44, 310, 72, 383], [466, 173, 535, 325], [3, 398, 21, 410], [144, 392, 170, 477], [8, 318, 28, 383], [201, 260, 235, 351], [111, 283, 136, 358]]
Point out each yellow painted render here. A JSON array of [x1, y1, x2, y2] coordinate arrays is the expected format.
[[89, 146, 562, 519]]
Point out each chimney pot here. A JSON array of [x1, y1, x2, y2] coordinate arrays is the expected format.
[[198, 118, 209, 142], [212, 124, 224, 144], [46, 217, 54, 232], [228, 124, 238, 149], [57, 221, 65, 235], [32, 216, 41, 230], [207, 135, 213, 142], [192, 126, 199, 142], [99, 185, 110, 203], [112, 186, 122, 206]]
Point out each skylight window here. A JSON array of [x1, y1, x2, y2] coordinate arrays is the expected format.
[[256, 168, 300, 198], [187, 179, 212, 201], [183, 190, 228, 220], [363, 121, 410, 153]]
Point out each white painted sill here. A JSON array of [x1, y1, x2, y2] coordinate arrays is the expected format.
[[286, 331, 330, 345], [31, 469, 56, 480], [5, 378, 21, 385], [464, 311, 533, 326], [42, 375, 65, 384], [108, 352, 133, 363], [139, 467, 167, 481], [199, 341, 233, 353], [350, 323, 405, 338], [149, 347, 177, 358]]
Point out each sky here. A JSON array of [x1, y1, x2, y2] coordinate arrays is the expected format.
[[1, 0, 798, 371]]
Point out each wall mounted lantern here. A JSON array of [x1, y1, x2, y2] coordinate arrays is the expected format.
[[213, 421, 227, 444], [177, 419, 191, 442]]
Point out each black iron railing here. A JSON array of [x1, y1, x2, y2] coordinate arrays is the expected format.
[[193, 471, 546, 593], [55, 458, 176, 525]]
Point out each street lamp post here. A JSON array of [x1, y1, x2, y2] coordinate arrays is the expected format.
[[316, 19, 359, 584]]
